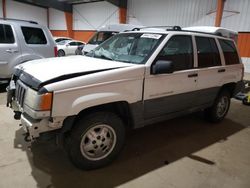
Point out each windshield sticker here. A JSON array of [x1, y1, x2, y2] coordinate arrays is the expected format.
[[141, 34, 162, 39]]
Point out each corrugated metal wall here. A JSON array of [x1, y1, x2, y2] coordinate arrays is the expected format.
[[6, 1, 47, 26], [221, 0, 250, 31], [49, 8, 67, 31], [127, 0, 217, 27], [73, 1, 119, 30], [127, 0, 250, 31]]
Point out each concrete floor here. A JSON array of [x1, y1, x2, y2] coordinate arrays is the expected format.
[[0, 84, 250, 188]]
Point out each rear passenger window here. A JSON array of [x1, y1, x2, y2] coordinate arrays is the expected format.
[[157, 35, 193, 71], [69, 42, 77, 46], [0, 24, 15, 44], [196, 37, 221, 68], [219, 39, 240, 65], [21, 27, 47, 44]]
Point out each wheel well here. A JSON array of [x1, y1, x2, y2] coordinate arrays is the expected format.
[[62, 101, 134, 134], [220, 82, 236, 97]]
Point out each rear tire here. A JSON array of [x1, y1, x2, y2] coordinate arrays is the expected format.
[[58, 50, 65, 57], [205, 90, 231, 123], [67, 112, 125, 170]]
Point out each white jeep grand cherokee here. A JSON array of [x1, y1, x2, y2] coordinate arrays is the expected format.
[[7, 26, 244, 170]]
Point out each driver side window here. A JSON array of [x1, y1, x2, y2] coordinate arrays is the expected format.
[[156, 35, 194, 71]]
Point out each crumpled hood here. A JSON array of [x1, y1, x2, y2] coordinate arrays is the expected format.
[[16, 56, 132, 82], [15, 56, 132, 90]]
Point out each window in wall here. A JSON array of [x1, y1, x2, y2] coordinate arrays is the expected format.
[[196, 36, 221, 68], [0, 24, 15, 44], [156, 35, 193, 71], [219, 39, 240, 65], [21, 27, 47, 44]]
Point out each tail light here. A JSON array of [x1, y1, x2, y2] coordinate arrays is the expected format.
[[54, 46, 58, 57]]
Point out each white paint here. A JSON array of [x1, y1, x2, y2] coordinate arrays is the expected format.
[[6, 0, 47, 26], [0, 0, 3, 18], [73, 1, 119, 30], [49, 8, 66, 30], [127, 0, 217, 27], [242, 58, 250, 73], [18, 56, 133, 83]]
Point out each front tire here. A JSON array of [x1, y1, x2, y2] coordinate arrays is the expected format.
[[67, 112, 125, 170], [205, 90, 231, 123]]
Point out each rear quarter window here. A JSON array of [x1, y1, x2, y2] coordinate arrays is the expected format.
[[219, 39, 240, 65], [21, 26, 47, 45], [0, 24, 15, 44]]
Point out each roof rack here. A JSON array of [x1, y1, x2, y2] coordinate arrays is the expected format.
[[131, 25, 182, 31], [0, 17, 38, 24], [130, 25, 236, 40]]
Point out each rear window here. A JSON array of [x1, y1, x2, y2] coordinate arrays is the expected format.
[[0, 24, 15, 44], [219, 39, 240, 65], [88, 32, 115, 45], [21, 26, 47, 45]]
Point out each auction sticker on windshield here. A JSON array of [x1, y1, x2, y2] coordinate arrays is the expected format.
[[141, 34, 162, 39]]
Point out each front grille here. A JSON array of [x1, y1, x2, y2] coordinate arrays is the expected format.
[[15, 80, 27, 108]]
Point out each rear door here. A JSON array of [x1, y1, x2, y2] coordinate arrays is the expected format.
[[67, 42, 78, 54], [0, 23, 21, 78], [20, 26, 54, 60], [143, 35, 197, 119], [218, 39, 242, 83], [195, 36, 223, 106]]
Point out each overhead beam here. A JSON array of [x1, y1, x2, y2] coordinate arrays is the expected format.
[[105, 0, 127, 8], [13, 0, 72, 12]]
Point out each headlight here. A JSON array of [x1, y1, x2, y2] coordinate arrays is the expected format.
[[25, 88, 53, 111]]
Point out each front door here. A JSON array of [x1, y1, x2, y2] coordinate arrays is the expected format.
[[143, 35, 197, 119]]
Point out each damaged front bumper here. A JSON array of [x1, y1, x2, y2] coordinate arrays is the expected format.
[[20, 114, 64, 141]]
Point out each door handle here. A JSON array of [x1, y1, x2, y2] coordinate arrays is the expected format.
[[218, 69, 226, 73], [6, 49, 19, 53], [188, 73, 198, 78]]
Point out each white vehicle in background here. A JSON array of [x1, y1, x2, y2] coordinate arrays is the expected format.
[[82, 24, 142, 55], [57, 40, 85, 56], [0, 18, 57, 84], [53, 36, 72, 44]]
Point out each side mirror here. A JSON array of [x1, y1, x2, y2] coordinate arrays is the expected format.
[[152, 60, 174, 74], [66, 44, 69, 47]]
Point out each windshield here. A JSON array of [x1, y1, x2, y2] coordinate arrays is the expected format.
[[88, 31, 117, 45], [86, 33, 165, 64]]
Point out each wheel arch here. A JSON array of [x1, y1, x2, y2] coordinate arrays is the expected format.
[[220, 82, 237, 97], [61, 101, 135, 134]]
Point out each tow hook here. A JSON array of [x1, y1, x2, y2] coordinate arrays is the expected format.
[[14, 111, 21, 120], [24, 133, 31, 142]]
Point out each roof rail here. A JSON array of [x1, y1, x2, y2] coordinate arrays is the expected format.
[[0, 17, 38, 24], [130, 25, 235, 40], [131, 25, 182, 31]]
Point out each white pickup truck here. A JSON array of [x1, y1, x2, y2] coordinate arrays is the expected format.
[[7, 26, 244, 170]]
